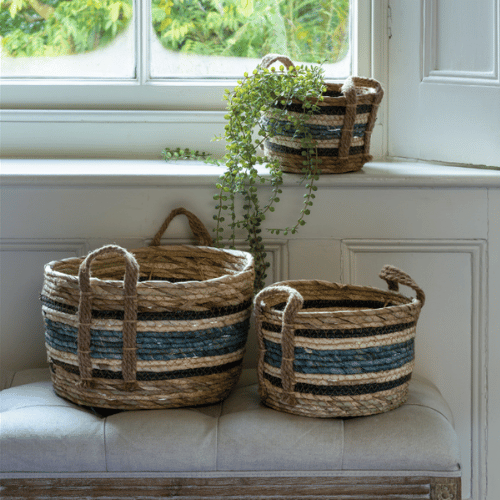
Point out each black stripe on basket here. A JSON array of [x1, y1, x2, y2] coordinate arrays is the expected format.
[[264, 371, 412, 397], [273, 103, 373, 116], [50, 357, 242, 381], [273, 299, 388, 311], [40, 295, 252, 321], [262, 321, 416, 339], [265, 142, 365, 158]]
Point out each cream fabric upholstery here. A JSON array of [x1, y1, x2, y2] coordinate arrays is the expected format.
[[0, 369, 460, 474]]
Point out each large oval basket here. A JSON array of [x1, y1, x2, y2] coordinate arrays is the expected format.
[[254, 266, 425, 418], [260, 54, 384, 174], [41, 208, 254, 410]]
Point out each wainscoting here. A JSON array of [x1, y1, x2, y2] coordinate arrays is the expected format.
[[1, 159, 498, 500]]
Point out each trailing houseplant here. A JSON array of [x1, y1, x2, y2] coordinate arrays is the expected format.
[[212, 55, 327, 292]]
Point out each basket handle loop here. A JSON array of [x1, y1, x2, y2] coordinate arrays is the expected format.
[[254, 285, 304, 404], [350, 76, 384, 97], [150, 207, 213, 247], [338, 76, 359, 159], [379, 265, 426, 307], [78, 245, 140, 389], [260, 53, 295, 70], [349, 77, 384, 158]]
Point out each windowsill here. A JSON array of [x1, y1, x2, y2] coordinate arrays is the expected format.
[[1, 158, 499, 188]]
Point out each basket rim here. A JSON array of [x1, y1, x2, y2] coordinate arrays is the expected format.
[[257, 279, 422, 316], [44, 244, 254, 288], [285, 81, 383, 107]]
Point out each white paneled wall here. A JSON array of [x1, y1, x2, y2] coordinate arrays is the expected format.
[[1, 159, 499, 500]]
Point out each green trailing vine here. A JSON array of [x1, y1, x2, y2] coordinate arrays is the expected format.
[[214, 62, 326, 292], [162, 147, 215, 162], [163, 63, 326, 293]]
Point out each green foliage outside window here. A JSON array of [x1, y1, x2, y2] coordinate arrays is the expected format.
[[1, 0, 349, 63], [152, 0, 350, 64], [1, 0, 133, 57]]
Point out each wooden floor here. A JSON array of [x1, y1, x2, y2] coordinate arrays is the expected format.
[[0, 476, 461, 499]]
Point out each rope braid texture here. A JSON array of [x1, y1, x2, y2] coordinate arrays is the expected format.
[[78, 245, 139, 390], [254, 265, 425, 418], [379, 265, 426, 307], [151, 207, 213, 247]]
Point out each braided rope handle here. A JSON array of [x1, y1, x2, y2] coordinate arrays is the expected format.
[[78, 245, 140, 389], [260, 53, 295, 70], [338, 76, 359, 159], [348, 77, 384, 157], [150, 207, 212, 247], [254, 285, 304, 404], [379, 265, 426, 307]]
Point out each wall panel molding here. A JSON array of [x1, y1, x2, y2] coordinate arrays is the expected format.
[[422, 0, 500, 86], [340, 238, 487, 500], [0, 239, 88, 255], [0, 239, 89, 372]]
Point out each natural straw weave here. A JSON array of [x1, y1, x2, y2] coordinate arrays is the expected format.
[[41, 207, 254, 410], [260, 54, 384, 174], [254, 266, 425, 418]]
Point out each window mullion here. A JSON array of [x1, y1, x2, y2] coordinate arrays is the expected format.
[[138, 0, 150, 84]]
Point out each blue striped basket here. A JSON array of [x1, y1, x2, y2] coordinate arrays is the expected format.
[[254, 266, 425, 418], [260, 54, 384, 175], [41, 208, 254, 410]]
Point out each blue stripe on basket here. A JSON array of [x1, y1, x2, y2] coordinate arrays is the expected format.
[[261, 118, 367, 140], [44, 318, 249, 361], [263, 338, 414, 375]]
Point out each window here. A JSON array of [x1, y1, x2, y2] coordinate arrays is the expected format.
[[0, 0, 135, 78], [0, 1, 375, 158], [1, 1, 356, 101]]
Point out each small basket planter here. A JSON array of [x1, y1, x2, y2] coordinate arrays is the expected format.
[[261, 54, 384, 174], [254, 266, 425, 418], [41, 208, 254, 410]]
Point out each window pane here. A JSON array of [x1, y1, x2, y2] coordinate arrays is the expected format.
[[150, 0, 350, 79], [0, 0, 135, 78]]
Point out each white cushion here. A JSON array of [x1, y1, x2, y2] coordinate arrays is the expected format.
[[0, 368, 460, 474]]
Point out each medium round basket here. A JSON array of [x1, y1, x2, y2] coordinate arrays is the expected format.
[[254, 266, 425, 418], [41, 208, 254, 410], [260, 54, 384, 174]]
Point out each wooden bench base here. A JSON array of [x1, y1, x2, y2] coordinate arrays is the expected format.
[[0, 476, 461, 499]]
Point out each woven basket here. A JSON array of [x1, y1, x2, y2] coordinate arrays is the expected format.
[[254, 266, 425, 418], [41, 208, 254, 410], [260, 54, 384, 174]]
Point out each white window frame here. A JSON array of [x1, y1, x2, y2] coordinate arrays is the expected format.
[[0, 1, 381, 159]]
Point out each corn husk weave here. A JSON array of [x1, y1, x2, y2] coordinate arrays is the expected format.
[[42, 208, 254, 410], [254, 266, 425, 418], [260, 54, 384, 174]]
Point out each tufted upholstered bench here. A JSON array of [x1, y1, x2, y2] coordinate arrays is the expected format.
[[1, 367, 461, 499]]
